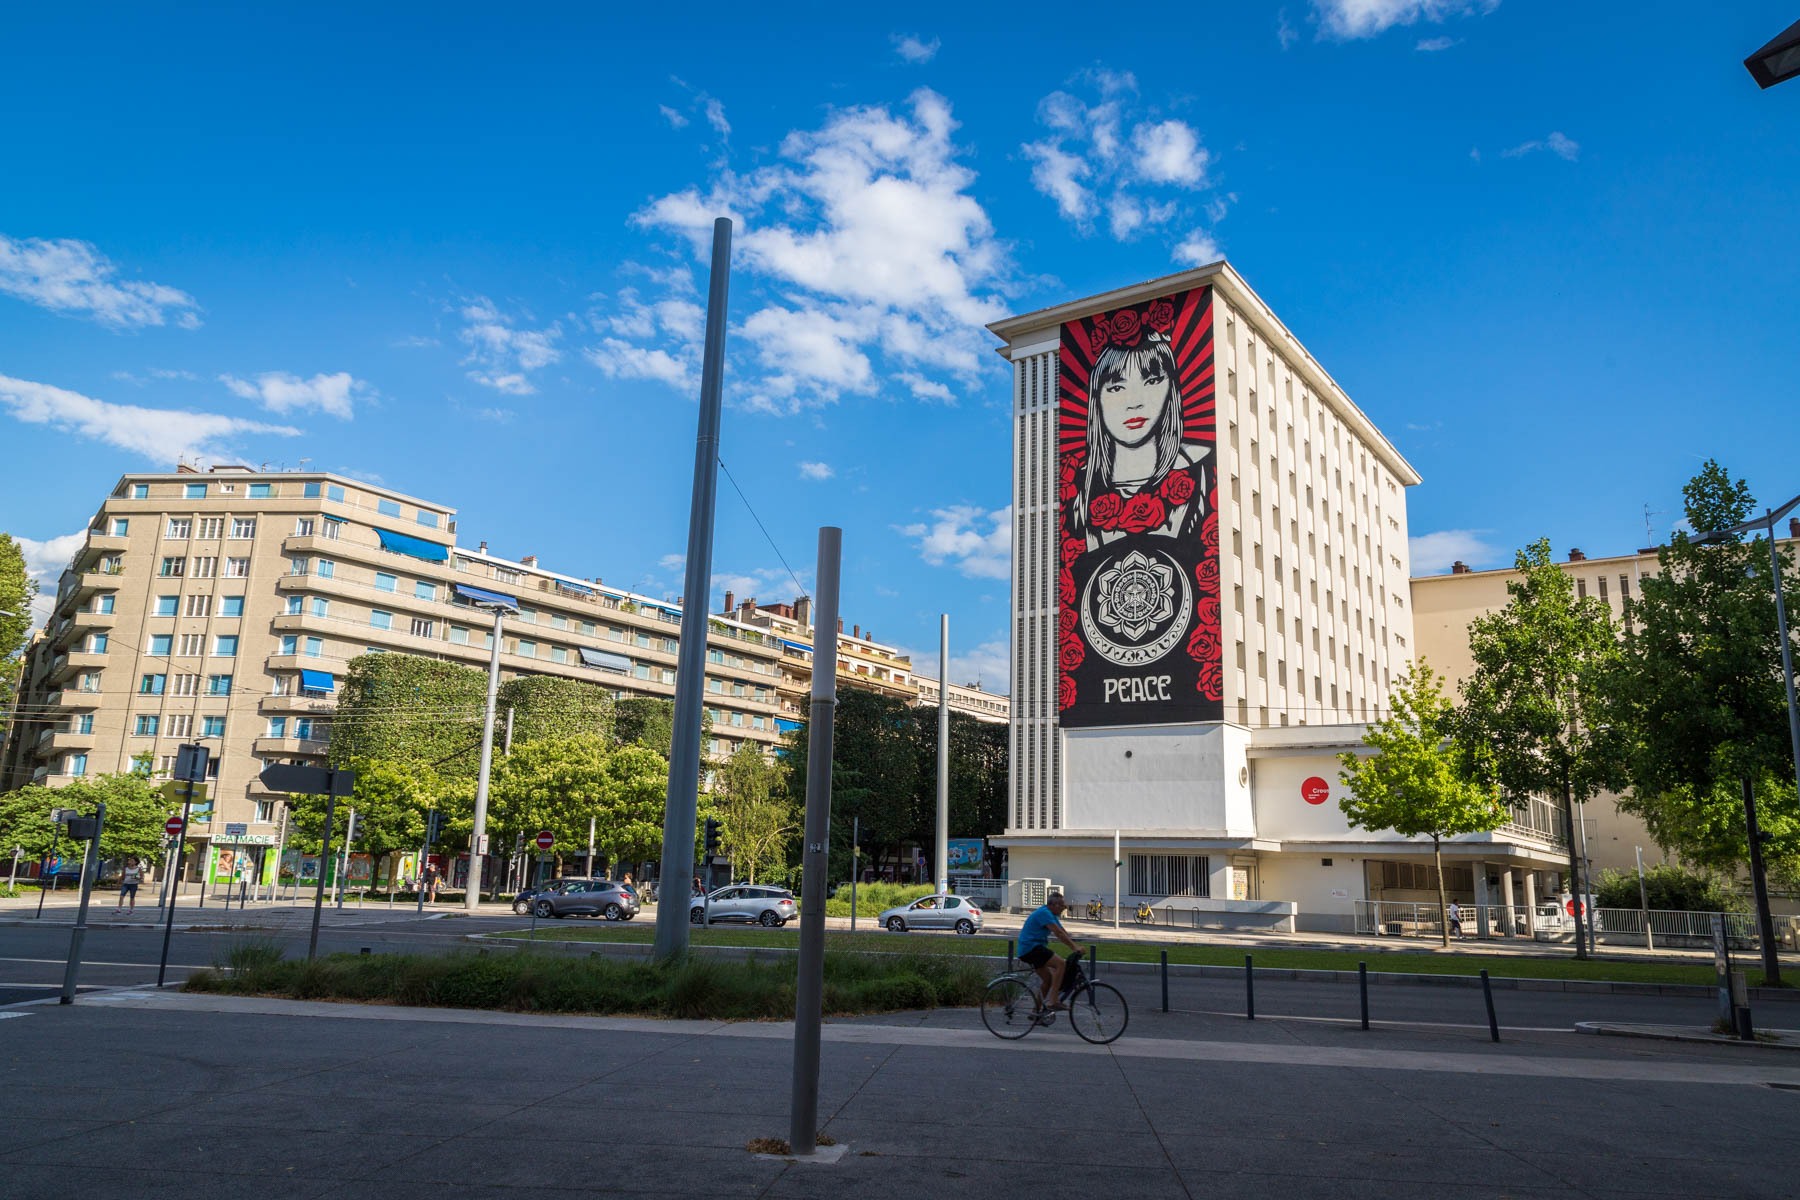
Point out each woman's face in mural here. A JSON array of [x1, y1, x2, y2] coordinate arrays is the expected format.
[[1098, 354, 1171, 450]]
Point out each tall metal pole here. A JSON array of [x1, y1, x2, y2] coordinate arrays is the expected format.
[[1763, 510, 1800, 812], [307, 783, 337, 961], [790, 527, 841, 1157], [1742, 775, 1781, 985], [936, 614, 950, 894], [587, 815, 596, 878], [654, 216, 733, 962], [59, 800, 104, 1003], [157, 769, 197, 987], [464, 601, 507, 913], [1113, 829, 1121, 930], [335, 807, 354, 909], [1635, 845, 1654, 952]]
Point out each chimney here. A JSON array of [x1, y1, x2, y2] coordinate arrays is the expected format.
[[853, 624, 860, 639], [478, 540, 488, 554], [795, 596, 811, 628], [723, 590, 735, 615], [1789, 518, 1799, 539], [1567, 548, 1586, 562], [1451, 561, 1470, 575], [176, 462, 198, 474], [744, 596, 757, 616], [521, 554, 538, 568]]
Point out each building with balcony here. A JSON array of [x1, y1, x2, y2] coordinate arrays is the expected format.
[[719, 593, 920, 737], [913, 674, 1010, 724]]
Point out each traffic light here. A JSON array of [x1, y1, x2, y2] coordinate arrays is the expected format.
[[424, 809, 441, 845], [703, 818, 721, 857], [343, 812, 358, 844]]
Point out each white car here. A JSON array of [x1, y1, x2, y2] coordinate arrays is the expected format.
[[879, 893, 983, 935], [690, 885, 798, 927]]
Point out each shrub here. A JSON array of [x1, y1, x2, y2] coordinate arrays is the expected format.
[[1596, 864, 1745, 913], [823, 882, 935, 918]]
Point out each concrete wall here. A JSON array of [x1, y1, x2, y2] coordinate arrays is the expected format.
[[1063, 722, 1253, 835]]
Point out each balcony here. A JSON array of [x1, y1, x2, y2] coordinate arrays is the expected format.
[[80, 533, 130, 558], [50, 651, 109, 683], [70, 609, 116, 631], [264, 653, 348, 674], [253, 736, 330, 758], [42, 730, 96, 754], [73, 567, 125, 598], [46, 690, 102, 711], [259, 694, 339, 715]]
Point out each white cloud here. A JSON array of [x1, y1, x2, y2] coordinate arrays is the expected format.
[[899, 504, 1011, 580], [703, 97, 731, 140], [893, 33, 941, 64], [1408, 529, 1499, 574], [1173, 229, 1223, 266], [1312, 0, 1499, 41], [1132, 121, 1211, 187], [895, 371, 955, 403], [1416, 35, 1458, 50], [0, 374, 300, 463], [16, 531, 86, 626], [612, 89, 1008, 415], [1502, 131, 1580, 162], [458, 297, 563, 394], [586, 338, 697, 393], [659, 104, 690, 129], [909, 634, 1011, 694], [473, 406, 514, 423], [1023, 141, 1093, 222], [1278, 8, 1299, 48], [220, 370, 367, 419], [797, 460, 835, 481], [0, 234, 202, 330]]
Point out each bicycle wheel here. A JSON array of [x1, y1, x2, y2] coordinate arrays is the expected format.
[[1068, 981, 1129, 1044], [981, 977, 1039, 1040]]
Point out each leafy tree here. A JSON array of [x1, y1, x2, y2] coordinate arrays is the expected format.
[[1339, 660, 1506, 947], [598, 742, 671, 870], [327, 654, 489, 779], [1594, 863, 1743, 914], [1600, 461, 1800, 879], [285, 757, 440, 858], [711, 743, 796, 883], [498, 675, 614, 745], [488, 735, 611, 868], [783, 689, 921, 881], [913, 709, 1010, 878], [0, 774, 173, 869], [0, 533, 32, 743], [614, 697, 676, 755], [1459, 539, 1619, 959]]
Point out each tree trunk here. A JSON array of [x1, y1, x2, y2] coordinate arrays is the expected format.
[[1742, 775, 1782, 987], [1434, 836, 1449, 950], [1561, 771, 1589, 960]]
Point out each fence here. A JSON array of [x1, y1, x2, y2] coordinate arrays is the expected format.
[[1353, 899, 1766, 948]]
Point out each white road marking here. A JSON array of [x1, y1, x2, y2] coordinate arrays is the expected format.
[[0, 957, 212, 969]]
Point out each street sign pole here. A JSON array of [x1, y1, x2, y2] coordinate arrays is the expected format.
[[336, 807, 355, 910], [158, 743, 208, 987], [59, 801, 105, 1003], [308, 782, 338, 961]]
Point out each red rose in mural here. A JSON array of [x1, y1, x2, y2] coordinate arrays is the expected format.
[[1110, 308, 1142, 344], [1207, 484, 1218, 510], [1196, 556, 1220, 591], [1201, 511, 1219, 556], [1160, 470, 1195, 506], [1187, 623, 1221, 662], [1060, 477, 1078, 503], [1087, 319, 1112, 355], [1059, 606, 1078, 636], [1059, 632, 1085, 671], [1058, 568, 1075, 607], [1061, 535, 1085, 566], [1198, 595, 1221, 629], [1059, 674, 1077, 710], [1089, 491, 1124, 528], [1197, 659, 1224, 701], [1117, 491, 1168, 535], [1145, 298, 1175, 334]]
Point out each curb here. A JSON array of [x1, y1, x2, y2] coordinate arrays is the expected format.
[[1575, 1021, 1800, 1050]]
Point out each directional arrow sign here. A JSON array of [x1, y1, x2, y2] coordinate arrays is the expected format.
[[259, 763, 356, 796]]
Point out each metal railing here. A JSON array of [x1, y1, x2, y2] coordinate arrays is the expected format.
[[1496, 795, 1569, 847], [1353, 899, 1765, 948]]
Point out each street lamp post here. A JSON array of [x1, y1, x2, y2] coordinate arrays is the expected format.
[[463, 600, 512, 913], [1745, 19, 1800, 89]]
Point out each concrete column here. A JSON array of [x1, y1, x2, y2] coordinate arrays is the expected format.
[[1521, 870, 1537, 936], [1474, 863, 1491, 939], [1499, 868, 1516, 936]]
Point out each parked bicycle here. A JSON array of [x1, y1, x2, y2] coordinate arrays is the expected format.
[[980, 949, 1128, 1044], [1084, 896, 1105, 921], [1133, 901, 1154, 925]]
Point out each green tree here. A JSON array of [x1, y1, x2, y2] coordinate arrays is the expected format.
[[1459, 538, 1620, 959], [0, 533, 33, 744], [488, 735, 611, 870], [598, 742, 671, 870], [913, 709, 1010, 877], [1594, 863, 1743, 914], [498, 675, 615, 745], [285, 757, 439, 859], [782, 689, 921, 881], [0, 774, 173, 869], [613, 697, 676, 754], [327, 653, 489, 779], [1338, 660, 1506, 947], [712, 743, 796, 883]]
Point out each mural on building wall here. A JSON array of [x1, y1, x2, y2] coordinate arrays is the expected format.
[[1059, 285, 1221, 728]]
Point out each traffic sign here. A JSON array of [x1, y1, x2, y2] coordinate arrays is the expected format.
[[258, 763, 355, 796], [159, 781, 209, 805], [165, 816, 185, 838], [535, 830, 555, 852], [225, 822, 247, 836]]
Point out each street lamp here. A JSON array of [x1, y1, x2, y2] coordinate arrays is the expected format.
[[1745, 19, 1800, 89], [463, 598, 514, 913]]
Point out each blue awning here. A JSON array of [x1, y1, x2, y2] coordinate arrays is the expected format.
[[321, 514, 347, 523], [578, 647, 631, 673], [375, 528, 449, 562], [779, 639, 812, 653], [776, 718, 803, 733], [299, 670, 335, 694], [555, 579, 594, 596], [453, 583, 518, 609]]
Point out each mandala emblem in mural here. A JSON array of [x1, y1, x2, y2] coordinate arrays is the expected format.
[[1080, 546, 1192, 668]]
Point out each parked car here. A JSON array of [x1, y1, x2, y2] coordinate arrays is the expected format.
[[528, 878, 641, 920], [689, 885, 798, 927], [512, 879, 572, 915], [879, 893, 983, 935]]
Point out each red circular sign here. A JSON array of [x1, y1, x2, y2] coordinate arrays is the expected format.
[[535, 830, 555, 851], [1301, 777, 1330, 805], [164, 816, 185, 837]]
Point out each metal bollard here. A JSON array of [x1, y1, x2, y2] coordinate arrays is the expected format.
[[1006, 937, 1014, 973], [1480, 969, 1499, 1043], [1245, 954, 1255, 1020], [1090, 943, 1098, 978], [1160, 949, 1169, 1013], [1359, 962, 1369, 1030]]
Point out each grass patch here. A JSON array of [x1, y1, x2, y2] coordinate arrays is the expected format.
[[181, 945, 988, 1018], [496, 923, 1773, 987]]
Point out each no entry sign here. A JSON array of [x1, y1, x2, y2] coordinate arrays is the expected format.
[[164, 816, 185, 837], [535, 830, 555, 852]]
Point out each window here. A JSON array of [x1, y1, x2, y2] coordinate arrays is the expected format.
[[494, 567, 521, 584], [213, 635, 239, 657], [185, 483, 206, 499], [310, 597, 329, 617], [316, 559, 335, 579], [1129, 854, 1211, 898], [304, 482, 320, 498], [202, 716, 226, 738], [377, 499, 401, 517], [150, 634, 173, 656], [185, 594, 208, 617], [132, 483, 149, 499], [280, 635, 298, 655], [1576, 577, 1587, 599], [76, 714, 94, 734], [515, 608, 536, 625], [267, 717, 288, 738], [109, 517, 129, 536], [96, 595, 115, 614], [197, 518, 223, 540], [224, 557, 249, 577], [160, 556, 185, 577], [374, 572, 397, 593], [248, 483, 272, 499], [294, 717, 317, 740], [370, 609, 393, 631], [140, 673, 167, 695], [328, 485, 345, 503], [286, 596, 303, 615], [230, 518, 256, 539], [192, 556, 218, 579], [207, 674, 233, 696], [168, 713, 193, 737], [414, 581, 435, 601], [219, 595, 244, 617], [78, 672, 100, 693], [1620, 573, 1631, 601], [417, 511, 439, 528], [67, 753, 89, 777], [305, 637, 324, 657], [289, 557, 308, 576], [449, 625, 469, 645], [550, 646, 568, 664], [172, 675, 199, 698], [294, 518, 315, 536], [410, 617, 434, 638], [135, 715, 160, 736], [255, 801, 276, 823], [516, 639, 537, 658], [178, 634, 203, 656]]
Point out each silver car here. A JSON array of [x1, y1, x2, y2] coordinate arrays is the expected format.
[[690, 885, 798, 927], [533, 879, 640, 921], [880, 893, 983, 935]]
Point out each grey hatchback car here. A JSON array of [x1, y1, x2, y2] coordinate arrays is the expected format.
[[532, 879, 640, 920], [879, 893, 983, 935], [690, 885, 798, 927]]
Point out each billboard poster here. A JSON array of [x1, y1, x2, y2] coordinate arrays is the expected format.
[[947, 838, 985, 873], [1058, 285, 1221, 728]]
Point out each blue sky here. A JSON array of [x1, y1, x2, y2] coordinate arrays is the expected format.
[[3, 2, 1797, 690]]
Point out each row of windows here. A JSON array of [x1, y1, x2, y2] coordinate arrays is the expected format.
[[152, 594, 245, 617], [140, 673, 232, 696], [266, 716, 326, 740], [160, 556, 252, 578], [162, 517, 257, 540], [124, 479, 443, 529], [134, 714, 226, 738]]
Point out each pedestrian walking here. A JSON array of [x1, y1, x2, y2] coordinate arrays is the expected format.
[[422, 863, 441, 903], [115, 855, 143, 913], [1447, 900, 1463, 939]]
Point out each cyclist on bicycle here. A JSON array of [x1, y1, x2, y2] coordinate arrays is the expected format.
[[1017, 892, 1084, 1011]]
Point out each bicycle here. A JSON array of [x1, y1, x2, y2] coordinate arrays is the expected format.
[[1084, 896, 1104, 922], [1132, 902, 1154, 925], [980, 949, 1128, 1044]]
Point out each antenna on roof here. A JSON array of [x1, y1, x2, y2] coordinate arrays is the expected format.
[[1643, 503, 1663, 546]]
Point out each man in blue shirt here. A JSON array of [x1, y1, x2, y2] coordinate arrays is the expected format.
[[1016, 892, 1083, 1011]]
